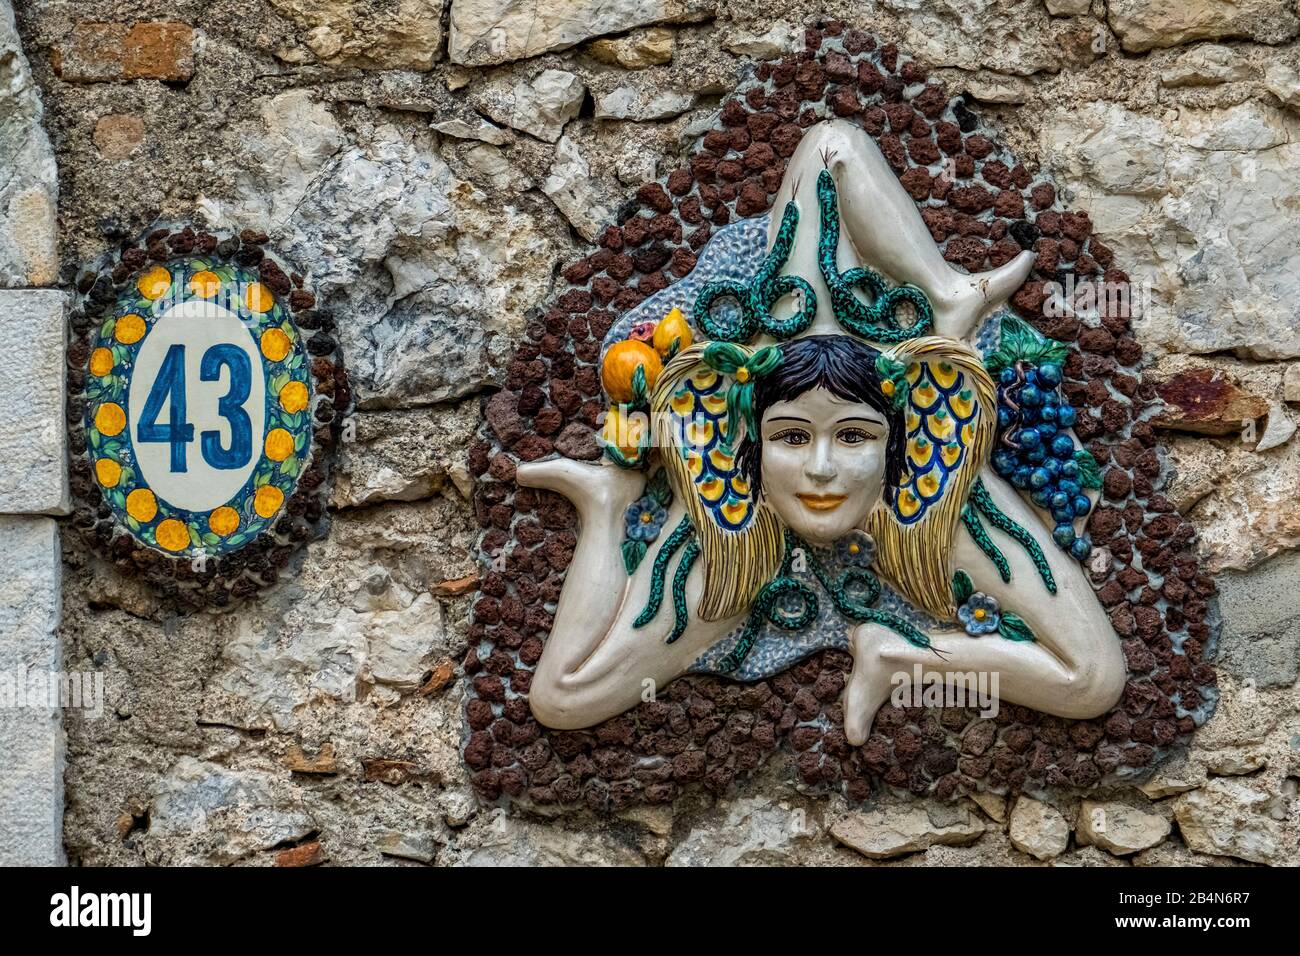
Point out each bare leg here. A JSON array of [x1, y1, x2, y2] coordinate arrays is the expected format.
[[515, 458, 644, 683], [845, 623, 1113, 745], [515, 458, 741, 728], [767, 119, 1035, 341]]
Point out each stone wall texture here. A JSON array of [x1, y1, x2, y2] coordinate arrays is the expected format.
[[5, 0, 1298, 865]]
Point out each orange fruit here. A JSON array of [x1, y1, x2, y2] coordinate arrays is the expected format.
[[95, 459, 122, 487], [260, 327, 291, 362], [189, 270, 220, 298], [114, 313, 146, 345], [94, 402, 126, 437], [245, 282, 274, 314], [601, 405, 647, 458], [254, 485, 284, 519], [89, 347, 115, 377], [208, 506, 240, 536], [652, 307, 693, 357], [278, 380, 309, 414], [126, 488, 158, 523], [137, 266, 171, 300], [601, 340, 662, 404], [264, 428, 295, 462], [154, 518, 190, 552]]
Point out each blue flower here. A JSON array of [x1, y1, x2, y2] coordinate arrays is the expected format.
[[624, 496, 667, 542], [957, 592, 1001, 636], [836, 530, 876, 568]]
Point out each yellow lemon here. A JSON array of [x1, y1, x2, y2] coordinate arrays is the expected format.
[[260, 327, 291, 362], [245, 282, 274, 314], [114, 313, 146, 345], [126, 488, 158, 523], [94, 402, 126, 437], [95, 458, 122, 487], [137, 266, 171, 300], [89, 347, 115, 377], [601, 405, 645, 458], [154, 518, 190, 552], [189, 270, 220, 299], [600, 340, 662, 404], [265, 428, 295, 461], [278, 380, 309, 414], [254, 485, 284, 519], [652, 307, 694, 357], [208, 506, 240, 537]]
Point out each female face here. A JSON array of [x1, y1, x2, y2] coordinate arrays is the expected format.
[[759, 386, 890, 544]]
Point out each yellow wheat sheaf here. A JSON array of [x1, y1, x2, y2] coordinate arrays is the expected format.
[[651, 344, 784, 621], [865, 337, 995, 621]]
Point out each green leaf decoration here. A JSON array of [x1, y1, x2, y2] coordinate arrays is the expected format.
[[984, 315, 1070, 373], [952, 569, 974, 604], [1074, 448, 1102, 490], [603, 441, 639, 469], [874, 353, 910, 410], [647, 468, 673, 508], [622, 539, 648, 575], [630, 363, 648, 408], [999, 611, 1037, 643]]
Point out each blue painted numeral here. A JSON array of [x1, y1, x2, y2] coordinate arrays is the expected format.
[[137, 343, 255, 472], [137, 344, 195, 472], [200, 345, 253, 470]]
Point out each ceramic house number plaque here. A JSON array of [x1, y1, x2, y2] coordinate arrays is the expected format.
[[83, 258, 313, 558]]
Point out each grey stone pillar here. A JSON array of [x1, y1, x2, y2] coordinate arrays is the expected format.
[[0, 0, 66, 865]]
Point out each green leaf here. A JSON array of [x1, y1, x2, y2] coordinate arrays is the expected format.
[[985, 315, 1070, 373], [999, 611, 1037, 643], [647, 468, 673, 508], [603, 439, 640, 469], [951, 569, 973, 604], [622, 539, 648, 575], [630, 364, 648, 408], [1074, 448, 1102, 490]]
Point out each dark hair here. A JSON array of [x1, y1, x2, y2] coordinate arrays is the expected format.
[[737, 335, 907, 502]]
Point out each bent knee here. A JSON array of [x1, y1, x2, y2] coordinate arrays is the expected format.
[[1060, 654, 1127, 718]]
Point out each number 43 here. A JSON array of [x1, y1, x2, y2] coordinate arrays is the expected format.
[[138, 343, 254, 472]]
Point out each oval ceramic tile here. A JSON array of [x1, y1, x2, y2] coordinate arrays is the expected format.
[[83, 259, 313, 557]]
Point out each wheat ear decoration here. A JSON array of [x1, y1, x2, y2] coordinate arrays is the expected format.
[[651, 344, 785, 621], [865, 336, 996, 621]]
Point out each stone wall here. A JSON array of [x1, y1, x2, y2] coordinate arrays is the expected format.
[[4, 0, 1297, 865]]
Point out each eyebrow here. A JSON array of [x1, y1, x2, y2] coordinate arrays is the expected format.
[[838, 416, 886, 427], [767, 416, 811, 424]]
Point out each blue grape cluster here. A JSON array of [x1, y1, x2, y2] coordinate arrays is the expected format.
[[990, 360, 1093, 560]]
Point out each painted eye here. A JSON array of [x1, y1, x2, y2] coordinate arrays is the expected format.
[[838, 427, 877, 445], [771, 428, 810, 446]]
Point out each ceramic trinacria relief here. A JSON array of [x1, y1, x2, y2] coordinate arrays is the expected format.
[[521, 118, 1127, 747], [466, 25, 1218, 806], [67, 226, 349, 605]]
